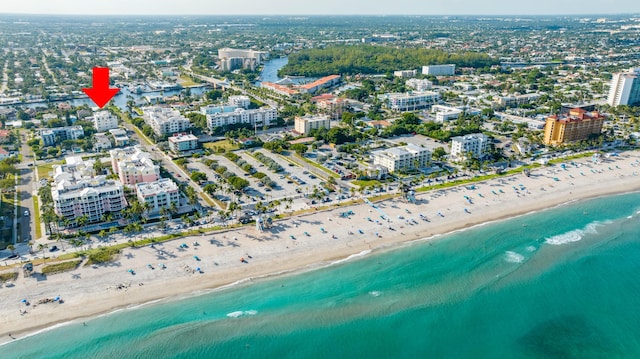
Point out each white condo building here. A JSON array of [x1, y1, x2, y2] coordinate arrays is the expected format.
[[422, 64, 455, 76], [142, 106, 192, 136], [206, 107, 277, 129], [450, 133, 489, 160], [431, 105, 463, 122], [51, 157, 127, 224], [406, 78, 433, 92], [382, 91, 440, 111], [393, 70, 417, 78], [110, 146, 160, 186], [608, 68, 640, 107], [218, 48, 268, 72], [135, 178, 180, 214], [92, 111, 119, 132], [372, 144, 431, 173], [294, 115, 331, 135], [229, 95, 251, 109]]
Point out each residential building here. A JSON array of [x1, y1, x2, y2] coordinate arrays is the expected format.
[[228, 95, 251, 109], [91, 111, 119, 132], [261, 75, 341, 97], [496, 93, 541, 108], [142, 106, 192, 136], [0, 130, 10, 143], [393, 70, 417, 78], [110, 146, 160, 186], [168, 133, 198, 153], [298, 75, 341, 94], [607, 68, 640, 107], [422, 64, 455, 76], [218, 48, 268, 72], [52, 157, 126, 224], [200, 105, 238, 116], [543, 108, 605, 146], [406, 78, 433, 92], [431, 105, 463, 122], [450, 133, 489, 160], [93, 133, 112, 151], [39, 126, 85, 146], [382, 91, 440, 111], [135, 178, 180, 214], [206, 107, 277, 129], [294, 115, 331, 135], [372, 144, 431, 173], [109, 128, 130, 147], [0, 148, 10, 160], [315, 96, 347, 120]]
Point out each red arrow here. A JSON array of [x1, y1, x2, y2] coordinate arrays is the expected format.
[[82, 67, 120, 108]]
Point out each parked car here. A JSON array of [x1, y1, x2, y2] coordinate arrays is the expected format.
[[49, 245, 58, 252]]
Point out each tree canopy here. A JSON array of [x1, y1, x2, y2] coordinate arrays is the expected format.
[[279, 45, 498, 77]]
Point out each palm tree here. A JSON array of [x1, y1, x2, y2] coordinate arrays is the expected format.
[[76, 215, 89, 229], [6, 244, 15, 256]]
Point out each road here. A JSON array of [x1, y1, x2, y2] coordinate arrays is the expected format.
[[16, 132, 37, 245]]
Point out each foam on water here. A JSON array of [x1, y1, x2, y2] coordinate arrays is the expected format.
[[504, 251, 525, 263], [369, 291, 382, 297], [226, 310, 258, 318], [525, 246, 537, 252], [545, 220, 603, 245]]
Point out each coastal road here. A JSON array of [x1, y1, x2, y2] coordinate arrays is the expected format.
[[16, 133, 37, 245]]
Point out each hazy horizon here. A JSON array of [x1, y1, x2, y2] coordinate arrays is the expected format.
[[1, 0, 639, 16]]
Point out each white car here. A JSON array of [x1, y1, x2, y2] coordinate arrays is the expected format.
[[24, 210, 29, 216]]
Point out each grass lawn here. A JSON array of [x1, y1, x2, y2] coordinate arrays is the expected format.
[[41, 259, 82, 275], [33, 196, 41, 239], [178, 74, 199, 87], [204, 140, 239, 152], [37, 161, 62, 180], [352, 179, 382, 188]]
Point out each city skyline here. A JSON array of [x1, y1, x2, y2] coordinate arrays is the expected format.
[[1, 0, 640, 16]]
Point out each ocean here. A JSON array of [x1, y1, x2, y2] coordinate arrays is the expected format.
[[3, 192, 640, 358]]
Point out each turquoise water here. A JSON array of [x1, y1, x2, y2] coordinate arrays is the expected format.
[[4, 192, 640, 358]]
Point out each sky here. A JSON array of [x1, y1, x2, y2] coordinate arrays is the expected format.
[[1, 0, 640, 16]]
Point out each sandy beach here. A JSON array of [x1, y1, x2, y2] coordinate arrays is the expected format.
[[1, 151, 640, 344]]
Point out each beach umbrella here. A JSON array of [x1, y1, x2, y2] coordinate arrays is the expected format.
[[196, 267, 201, 272], [21, 299, 27, 303], [54, 296, 60, 301]]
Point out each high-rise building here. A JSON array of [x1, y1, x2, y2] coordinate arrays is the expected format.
[[135, 178, 180, 214], [92, 110, 119, 132], [422, 64, 455, 76], [543, 108, 605, 146], [205, 107, 277, 129], [142, 106, 192, 136], [450, 133, 489, 160], [607, 68, 640, 107], [110, 146, 160, 186], [218, 48, 268, 72]]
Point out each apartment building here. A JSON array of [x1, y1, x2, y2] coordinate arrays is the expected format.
[[393, 70, 417, 78], [543, 108, 605, 146], [229, 95, 251, 109], [607, 68, 640, 107], [294, 115, 331, 135], [372, 144, 431, 173], [40, 126, 85, 146], [382, 91, 440, 111], [135, 178, 180, 214], [496, 93, 541, 108], [422, 64, 455, 76], [218, 48, 268, 72], [52, 157, 127, 224], [92, 110, 119, 132], [406, 78, 433, 92], [110, 146, 160, 186], [142, 106, 192, 136], [206, 107, 277, 129], [450, 133, 489, 160], [168, 133, 198, 153]]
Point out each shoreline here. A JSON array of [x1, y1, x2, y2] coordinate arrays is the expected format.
[[2, 151, 640, 346]]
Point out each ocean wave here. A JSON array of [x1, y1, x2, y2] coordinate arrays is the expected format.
[[226, 310, 257, 318], [504, 251, 525, 263], [525, 246, 537, 252], [330, 250, 372, 266], [545, 221, 603, 245], [369, 291, 382, 297]]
